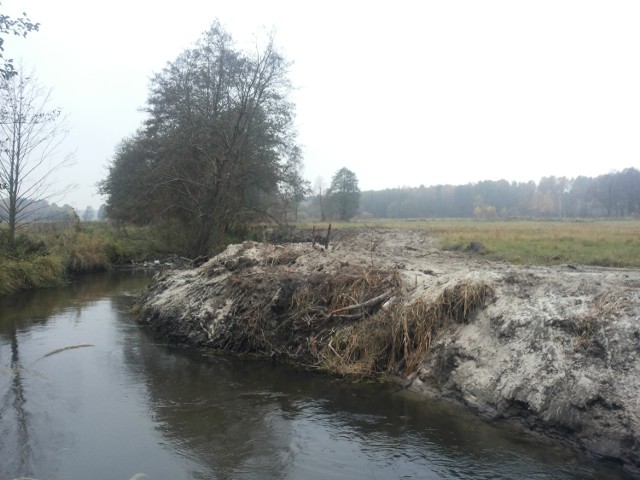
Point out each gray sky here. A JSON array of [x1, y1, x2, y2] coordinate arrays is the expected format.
[[4, 0, 640, 209]]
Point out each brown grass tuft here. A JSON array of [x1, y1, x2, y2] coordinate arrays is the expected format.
[[573, 290, 632, 347], [388, 280, 495, 375]]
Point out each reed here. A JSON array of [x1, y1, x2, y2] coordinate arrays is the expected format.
[[57, 232, 111, 273]]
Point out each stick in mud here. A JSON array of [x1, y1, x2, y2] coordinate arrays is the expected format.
[[325, 224, 332, 249]]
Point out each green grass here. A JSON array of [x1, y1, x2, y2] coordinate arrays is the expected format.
[[0, 221, 173, 295], [422, 219, 640, 267], [0, 254, 66, 294], [296, 218, 640, 268]]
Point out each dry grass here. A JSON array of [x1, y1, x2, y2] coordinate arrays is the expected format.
[[389, 280, 495, 374], [573, 290, 633, 347], [218, 267, 399, 358], [320, 279, 495, 378], [316, 316, 390, 377]]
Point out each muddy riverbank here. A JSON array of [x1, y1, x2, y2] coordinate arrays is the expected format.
[[135, 228, 640, 476]]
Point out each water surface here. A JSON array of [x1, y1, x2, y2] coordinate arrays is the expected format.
[[0, 271, 632, 479]]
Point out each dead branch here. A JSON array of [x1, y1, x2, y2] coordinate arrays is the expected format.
[[330, 288, 394, 316]]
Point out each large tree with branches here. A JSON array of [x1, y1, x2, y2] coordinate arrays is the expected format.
[[100, 22, 304, 255]]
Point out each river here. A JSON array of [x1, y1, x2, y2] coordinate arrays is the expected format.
[[0, 271, 633, 480]]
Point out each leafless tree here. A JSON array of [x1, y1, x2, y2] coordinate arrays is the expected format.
[[0, 69, 72, 250]]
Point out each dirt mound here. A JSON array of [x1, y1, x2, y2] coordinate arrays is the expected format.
[[135, 228, 640, 475], [136, 232, 493, 378]]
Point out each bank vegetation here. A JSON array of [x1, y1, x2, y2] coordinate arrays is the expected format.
[[0, 221, 166, 294]]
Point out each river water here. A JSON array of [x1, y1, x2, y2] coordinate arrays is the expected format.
[[0, 271, 633, 480]]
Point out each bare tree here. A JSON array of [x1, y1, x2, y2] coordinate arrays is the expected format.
[[0, 69, 71, 250]]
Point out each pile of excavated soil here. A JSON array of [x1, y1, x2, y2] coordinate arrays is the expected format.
[[135, 228, 640, 475]]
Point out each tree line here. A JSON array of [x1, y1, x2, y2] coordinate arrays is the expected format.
[[355, 168, 640, 219]]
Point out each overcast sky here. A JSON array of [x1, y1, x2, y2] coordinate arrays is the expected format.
[[3, 0, 640, 209]]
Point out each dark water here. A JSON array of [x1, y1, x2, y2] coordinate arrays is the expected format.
[[0, 271, 633, 480]]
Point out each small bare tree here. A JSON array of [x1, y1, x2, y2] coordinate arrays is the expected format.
[[0, 69, 71, 250]]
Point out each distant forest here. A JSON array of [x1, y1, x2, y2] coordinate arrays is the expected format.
[[350, 168, 640, 219], [0, 199, 77, 223]]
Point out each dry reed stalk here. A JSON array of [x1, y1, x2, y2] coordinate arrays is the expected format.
[[390, 280, 495, 375], [318, 279, 495, 378]]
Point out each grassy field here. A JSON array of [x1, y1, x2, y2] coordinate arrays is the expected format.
[[2, 218, 639, 295], [298, 218, 640, 268]]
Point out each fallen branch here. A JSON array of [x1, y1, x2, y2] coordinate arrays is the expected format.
[[330, 288, 394, 316]]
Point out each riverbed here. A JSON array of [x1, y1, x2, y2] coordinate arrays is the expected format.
[[0, 271, 632, 479]]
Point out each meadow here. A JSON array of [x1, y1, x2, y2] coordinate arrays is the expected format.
[[1, 218, 639, 295], [300, 218, 640, 269]]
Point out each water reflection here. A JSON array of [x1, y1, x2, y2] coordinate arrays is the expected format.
[[0, 270, 154, 330], [1, 324, 35, 476], [125, 334, 631, 480], [0, 271, 155, 480]]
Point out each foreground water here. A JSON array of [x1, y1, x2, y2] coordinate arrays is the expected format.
[[0, 271, 633, 480]]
